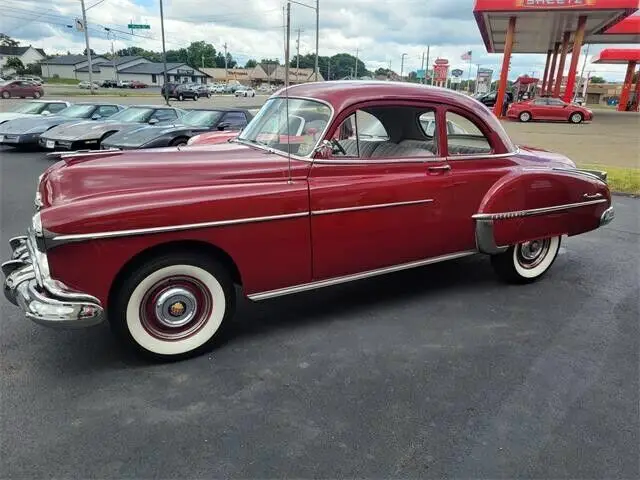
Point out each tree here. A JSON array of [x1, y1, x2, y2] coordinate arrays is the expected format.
[[186, 41, 217, 68], [82, 48, 96, 56], [116, 47, 161, 62], [590, 75, 606, 84], [260, 58, 280, 65], [4, 57, 25, 74], [328, 53, 370, 79], [23, 63, 42, 76], [244, 59, 257, 69], [0, 33, 19, 47]]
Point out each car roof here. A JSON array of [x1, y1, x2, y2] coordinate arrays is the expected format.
[[72, 101, 123, 106], [182, 107, 251, 113], [123, 104, 179, 109]]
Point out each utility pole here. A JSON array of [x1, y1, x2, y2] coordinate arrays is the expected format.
[[159, 0, 169, 105], [202, 54, 205, 69], [105, 28, 117, 83], [420, 50, 425, 84], [424, 46, 430, 85], [327, 59, 330, 80], [79, 0, 95, 94], [400, 53, 407, 81], [285, 2, 291, 88], [576, 43, 591, 102], [315, 0, 319, 81], [296, 27, 302, 82], [354, 48, 359, 78], [223, 42, 229, 82]]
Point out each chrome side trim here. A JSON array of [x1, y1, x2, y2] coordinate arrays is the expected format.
[[313, 155, 446, 165], [445, 146, 520, 162], [46, 149, 123, 159], [471, 198, 607, 221], [474, 219, 508, 255], [552, 167, 607, 184], [312, 199, 433, 215], [44, 211, 309, 249], [247, 250, 477, 301]]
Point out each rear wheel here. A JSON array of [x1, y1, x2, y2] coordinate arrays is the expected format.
[[110, 252, 236, 361], [491, 236, 561, 284], [1, 91, 10, 99], [569, 112, 583, 124], [33, 91, 41, 99], [170, 137, 189, 147], [178, 93, 184, 101], [193, 94, 199, 101], [519, 111, 532, 122]]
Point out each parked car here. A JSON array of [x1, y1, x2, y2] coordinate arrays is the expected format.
[[234, 86, 256, 97], [101, 79, 119, 88], [101, 108, 253, 149], [506, 97, 593, 124], [40, 105, 185, 151], [118, 80, 132, 88], [475, 90, 514, 107], [161, 83, 200, 101], [0, 102, 123, 148], [130, 80, 147, 89], [0, 79, 45, 99], [0, 100, 71, 125], [78, 81, 100, 90], [2, 81, 614, 361]]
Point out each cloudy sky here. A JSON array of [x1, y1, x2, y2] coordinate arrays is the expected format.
[[2, 0, 636, 81]]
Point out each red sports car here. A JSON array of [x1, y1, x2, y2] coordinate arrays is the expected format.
[[507, 97, 593, 123], [3, 81, 613, 361]]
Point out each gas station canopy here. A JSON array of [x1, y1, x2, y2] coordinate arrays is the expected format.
[[590, 15, 640, 44], [474, 0, 639, 54], [591, 47, 640, 64]]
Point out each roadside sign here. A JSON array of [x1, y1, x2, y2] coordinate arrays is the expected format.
[[451, 69, 464, 77], [127, 24, 150, 29], [75, 18, 85, 32]]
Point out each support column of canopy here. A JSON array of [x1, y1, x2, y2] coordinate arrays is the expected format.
[[493, 16, 516, 118], [547, 43, 560, 96], [617, 61, 637, 111], [553, 32, 571, 97], [632, 66, 640, 112], [563, 16, 587, 103], [541, 49, 552, 96]]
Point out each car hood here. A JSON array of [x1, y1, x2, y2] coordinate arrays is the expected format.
[[0, 115, 72, 134], [42, 119, 152, 140], [38, 142, 302, 210], [0, 112, 36, 123], [103, 122, 190, 146]]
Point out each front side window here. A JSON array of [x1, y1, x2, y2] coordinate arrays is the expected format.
[[330, 106, 439, 159], [151, 109, 178, 122], [46, 103, 68, 113], [533, 98, 548, 105], [59, 104, 100, 118], [238, 97, 331, 157], [182, 110, 223, 127], [548, 98, 566, 106], [445, 111, 492, 156], [97, 105, 119, 117], [221, 112, 248, 129]]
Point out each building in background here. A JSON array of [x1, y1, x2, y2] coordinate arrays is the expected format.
[[40, 54, 109, 79], [0, 46, 46, 75]]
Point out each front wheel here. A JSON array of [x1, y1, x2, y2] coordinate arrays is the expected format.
[[33, 91, 42, 99], [193, 94, 199, 101], [178, 93, 184, 101], [490, 236, 561, 284], [570, 112, 583, 124], [519, 111, 532, 122], [110, 252, 236, 360]]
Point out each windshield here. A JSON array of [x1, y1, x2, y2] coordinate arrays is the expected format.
[[182, 110, 223, 127], [109, 107, 154, 123], [9, 102, 48, 114], [59, 105, 98, 118], [238, 97, 331, 157]]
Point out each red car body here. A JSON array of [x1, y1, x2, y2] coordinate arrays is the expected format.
[[129, 81, 147, 89], [3, 81, 614, 360], [0, 80, 44, 99], [186, 130, 239, 145], [507, 97, 593, 123]]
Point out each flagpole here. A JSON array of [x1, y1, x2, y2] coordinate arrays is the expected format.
[[467, 53, 472, 93]]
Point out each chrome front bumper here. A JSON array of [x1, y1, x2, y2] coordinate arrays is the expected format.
[[600, 206, 615, 226], [2, 235, 104, 328]]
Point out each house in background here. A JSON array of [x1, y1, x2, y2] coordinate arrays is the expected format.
[[0, 46, 46, 75], [116, 62, 210, 85], [40, 54, 109, 79], [74, 56, 152, 82]]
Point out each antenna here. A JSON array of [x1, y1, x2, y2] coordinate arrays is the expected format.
[[285, 1, 292, 184]]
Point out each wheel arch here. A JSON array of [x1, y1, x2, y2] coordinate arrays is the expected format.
[[107, 239, 242, 310]]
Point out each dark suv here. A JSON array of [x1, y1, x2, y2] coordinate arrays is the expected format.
[[161, 83, 199, 101]]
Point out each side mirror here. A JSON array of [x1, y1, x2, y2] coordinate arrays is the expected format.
[[91, 114, 101, 120], [41, 111, 50, 116], [148, 118, 159, 125], [217, 122, 231, 131]]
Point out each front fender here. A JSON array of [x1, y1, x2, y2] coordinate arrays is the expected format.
[[474, 168, 611, 254]]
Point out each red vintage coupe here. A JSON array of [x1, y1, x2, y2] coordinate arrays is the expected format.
[[506, 97, 593, 123], [2, 82, 614, 361]]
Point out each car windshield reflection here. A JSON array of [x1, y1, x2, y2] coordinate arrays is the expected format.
[[109, 107, 154, 123], [238, 98, 331, 157], [59, 105, 98, 118], [182, 110, 223, 127]]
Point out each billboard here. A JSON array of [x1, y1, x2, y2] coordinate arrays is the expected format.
[[433, 59, 449, 83], [476, 68, 493, 94]]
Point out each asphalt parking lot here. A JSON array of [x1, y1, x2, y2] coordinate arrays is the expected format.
[[0, 145, 638, 477]]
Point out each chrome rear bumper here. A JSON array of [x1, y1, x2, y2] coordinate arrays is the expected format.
[[600, 206, 615, 226], [2, 236, 104, 328]]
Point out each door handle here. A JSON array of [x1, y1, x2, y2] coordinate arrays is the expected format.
[[583, 193, 603, 199], [428, 165, 451, 172]]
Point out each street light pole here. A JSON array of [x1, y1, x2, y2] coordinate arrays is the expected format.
[[400, 53, 407, 81], [159, 0, 170, 105], [79, 0, 95, 94]]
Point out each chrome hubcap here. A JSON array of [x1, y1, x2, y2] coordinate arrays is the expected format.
[[154, 287, 197, 328], [516, 239, 551, 269]]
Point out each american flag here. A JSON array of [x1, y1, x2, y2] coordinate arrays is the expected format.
[[461, 50, 472, 61]]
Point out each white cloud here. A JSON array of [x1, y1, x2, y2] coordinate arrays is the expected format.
[[1, 0, 632, 81]]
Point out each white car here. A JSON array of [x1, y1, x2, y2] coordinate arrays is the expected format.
[[0, 100, 71, 125], [78, 81, 99, 89], [235, 87, 256, 97]]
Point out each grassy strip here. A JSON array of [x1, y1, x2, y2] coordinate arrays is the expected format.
[[578, 163, 640, 195], [43, 78, 80, 85]]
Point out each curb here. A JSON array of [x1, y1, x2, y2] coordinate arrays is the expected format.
[[612, 191, 639, 198]]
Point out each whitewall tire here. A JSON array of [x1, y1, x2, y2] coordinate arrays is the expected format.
[[110, 252, 235, 360], [491, 236, 561, 284]]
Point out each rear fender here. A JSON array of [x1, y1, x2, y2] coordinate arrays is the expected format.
[[473, 168, 611, 254]]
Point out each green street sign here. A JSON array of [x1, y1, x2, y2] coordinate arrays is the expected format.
[[128, 24, 150, 29]]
